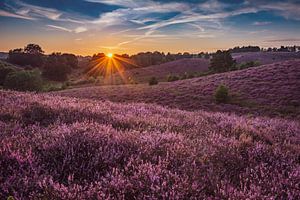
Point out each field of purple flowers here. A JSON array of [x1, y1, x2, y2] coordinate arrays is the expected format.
[[1, 90, 299, 199], [57, 59, 300, 119]]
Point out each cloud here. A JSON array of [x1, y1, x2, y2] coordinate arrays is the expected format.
[[47, 25, 73, 32], [253, 21, 271, 26], [260, 1, 300, 20], [265, 38, 300, 42], [2, 0, 86, 24], [74, 27, 88, 33], [47, 25, 88, 33], [0, 9, 35, 20]]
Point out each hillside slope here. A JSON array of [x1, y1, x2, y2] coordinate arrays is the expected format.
[[233, 52, 300, 65], [56, 59, 300, 118], [110, 58, 209, 84], [1, 90, 299, 198]]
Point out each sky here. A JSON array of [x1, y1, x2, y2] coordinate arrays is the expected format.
[[0, 0, 300, 55]]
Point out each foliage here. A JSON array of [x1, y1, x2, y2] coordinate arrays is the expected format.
[[215, 85, 229, 103], [0, 90, 299, 199], [3, 69, 43, 91], [231, 61, 260, 71], [210, 50, 236, 72], [8, 44, 44, 67], [228, 46, 260, 53], [148, 77, 158, 85], [42, 53, 72, 81], [0, 62, 18, 85], [24, 44, 44, 55], [167, 74, 180, 82]]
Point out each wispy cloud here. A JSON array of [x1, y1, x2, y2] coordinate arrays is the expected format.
[[74, 27, 88, 33], [47, 25, 88, 33], [253, 21, 271, 26], [0, 9, 35, 20], [47, 25, 72, 32], [265, 38, 300, 42]]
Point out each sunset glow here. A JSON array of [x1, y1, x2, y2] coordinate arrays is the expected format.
[[107, 53, 113, 58], [0, 1, 299, 55]]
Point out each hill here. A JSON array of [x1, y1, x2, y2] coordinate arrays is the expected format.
[[108, 58, 210, 84], [233, 51, 300, 65], [56, 59, 300, 119], [0, 90, 299, 198]]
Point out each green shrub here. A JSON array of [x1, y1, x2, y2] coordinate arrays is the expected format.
[[4, 69, 43, 91], [148, 77, 158, 85], [167, 74, 179, 82], [214, 85, 229, 103], [0, 65, 17, 85]]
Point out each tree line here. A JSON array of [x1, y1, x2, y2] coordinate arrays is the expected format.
[[8, 44, 78, 81]]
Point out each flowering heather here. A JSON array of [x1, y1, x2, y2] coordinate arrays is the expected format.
[[0, 90, 299, 199], [56, 59, 300, 119]]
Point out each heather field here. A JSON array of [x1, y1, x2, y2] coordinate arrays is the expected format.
[[56, 59, 300, 119], [110, 58, 209, 84], [1, 90, 299, 199], [233, 52, 300, 65]]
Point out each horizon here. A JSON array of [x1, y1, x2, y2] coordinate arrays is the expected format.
[[1, 0, 300, 55]]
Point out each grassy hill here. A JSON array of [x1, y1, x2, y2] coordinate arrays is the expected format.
[[107, 58, 210, 84], [56, 59, 300, 118], [233, 51, 300, 65], [1, 90, 299, 198]]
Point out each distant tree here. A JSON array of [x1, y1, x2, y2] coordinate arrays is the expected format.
[[8, 44, 44, 67], [24, 44, 44, 55], [42, 53, 72, 81], [214, 85, 229, 103], [210, 50, 235, 72], [228, 46, 260, 53], [62, 53, 78, 68]]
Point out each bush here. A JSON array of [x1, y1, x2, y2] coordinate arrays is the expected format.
[[149, 77, 158, 85], [214, 85, 229, 103], [231, 61, 260, 71], [167, 74, 180, 82], [3, 69, 43, 91], [0, 64, 17, 85]]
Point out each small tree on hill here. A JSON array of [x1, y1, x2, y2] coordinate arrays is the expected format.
[[210, 50, 235, 72], [214, 85, 229, 103]]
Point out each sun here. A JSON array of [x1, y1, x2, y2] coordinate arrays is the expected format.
[[107, 53, 113, 58]]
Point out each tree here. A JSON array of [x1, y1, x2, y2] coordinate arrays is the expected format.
[[214, 85, 229, 103], [62, 53, 78, 68], [24, 44, 44, 55], [4, 69, 43, 91], [42, 53, 72, 81], [210, 50, 235, 72], [8, 44, 44, 67]]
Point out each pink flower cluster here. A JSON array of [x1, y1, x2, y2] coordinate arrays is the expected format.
[[0, 90, 299, 199]]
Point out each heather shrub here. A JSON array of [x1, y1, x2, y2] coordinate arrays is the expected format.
[[148, 77, 158, 85], [3, 69, 43, 91], [167, 74, 180, 82], [215, 85, 229, 103], [21, 103, 59, 126], [35, 127, 139, 184]]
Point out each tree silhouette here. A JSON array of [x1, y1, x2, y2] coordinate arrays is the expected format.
[[24, 44, 44, 55]]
